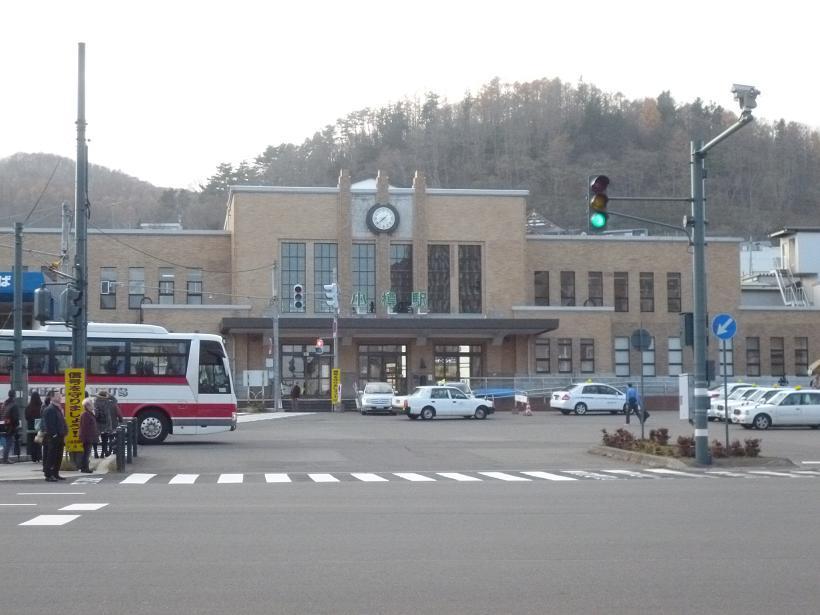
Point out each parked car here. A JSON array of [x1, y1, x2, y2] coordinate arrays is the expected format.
[[392, 381, 474, 411], [358, 382, 397, 415], [707, 382, 751, 401], [402, 385, 494, 420], [708, 386, 759, 421], [732, 389, 820, 429], [550, 383, 626, 415]]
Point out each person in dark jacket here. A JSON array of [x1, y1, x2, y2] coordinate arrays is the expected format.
[[290, 383, 302, 412], [1, 390, 20, 463], [41, 392, 68, 482], [78, 397, 99, 473], [25, 391, 43, 463]]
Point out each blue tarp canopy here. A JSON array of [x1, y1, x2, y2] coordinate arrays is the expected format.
[[0, 272, 45, 301], [474, 388, 519, 399]]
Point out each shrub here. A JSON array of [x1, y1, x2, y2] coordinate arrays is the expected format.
[[710, 439, 727, 458], [728, 440, 746, 457], [602, 428, 637, 450], [677, 435, 695, 458], [649, 428, 670, 446], [744, 438, 761, 458]]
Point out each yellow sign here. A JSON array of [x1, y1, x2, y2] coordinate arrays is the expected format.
[[331, 368, 340, 404], [64, 368, 85, 453]]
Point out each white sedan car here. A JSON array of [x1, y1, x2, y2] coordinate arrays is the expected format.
[[402, 385, 494, 420], [550, 383, 627, 415], [358, 382, 397, 415], [732, 389, 820, 429], [708, 386, 759, 421]]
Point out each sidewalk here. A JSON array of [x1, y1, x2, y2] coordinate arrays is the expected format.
[[0, 454, 115, 482]]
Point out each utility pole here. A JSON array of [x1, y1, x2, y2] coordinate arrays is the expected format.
[[60, 201, 72, 271], [72, 42, 88, 370], [332, 268, 339, 412], [12, 223, 24, 400], [270, 262, 280, 411]]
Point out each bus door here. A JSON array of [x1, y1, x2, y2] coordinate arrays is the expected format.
[[196, 340, 235, 434]]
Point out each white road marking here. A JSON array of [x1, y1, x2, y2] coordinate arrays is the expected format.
[[601, 470, 658, 479], [72, 477, 103, 484], [120, 473, 156, 484], [60, 503, 108, 511], [748, 471, 803, 478], [521, 471, 578, 481], [351, 473, 389, 482], [478, 472, 531, 482], [265, 473, 292, 483], [705, 471, 752, 478], [20, 515, 80, 526], [217, 474, 243, 484], [436, 473, 483, 482], [17, 492, 86, 496], [644, 469, 704, 478], [308, 473, 340, 483], [801, 461, 820, 464], [0, 503, 37, 506], [792, 471, 820, 476], [169, 474, 199, 484], [393, 473, 436, 482], [563, 470, 619, 480], [237, 412, 314, 423]]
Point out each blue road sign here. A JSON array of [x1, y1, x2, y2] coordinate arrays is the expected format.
[[711, 313, 737, 340]]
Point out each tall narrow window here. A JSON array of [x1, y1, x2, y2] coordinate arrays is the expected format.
[[458, 245, 482, 313], [186, 268, 203, 305], [719, 338, 734, 377], [560, 271, 575, 306], [158, 267, 175, 304], [281, 242, 306, 313], [557, 338, 572, 373], [642, 336, 656, 377], [614, 337, 630, 376], [667, 272, 681, 313], [100, 267, 117, 310], [668, 337, 682, 376], [580, 339, 594, 373], [128, 267, 145, 309], [614, 272, 629, 312], [534, 271, 549, 306], [535, 335, 550, 373], [795, 337, 809, 376], [352, 243, 376, 312], [639, 272, 654, 312], [390, 244, 413, 313], [746, 337, 760, 377], [587, 272, 603, 306], [770, 337, 785, 376], [313, 243, 338, 313], [428, 245, 450, 313]]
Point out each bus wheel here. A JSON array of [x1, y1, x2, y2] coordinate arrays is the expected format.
[[137, 410, 169, 444]]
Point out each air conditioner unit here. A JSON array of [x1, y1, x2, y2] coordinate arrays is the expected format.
[[100, 280, 114, 295]]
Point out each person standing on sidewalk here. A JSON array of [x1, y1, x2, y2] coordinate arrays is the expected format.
[[1, 390, 20, 464], [290, 383, 301, 412], [42, 392, 67, 482], [78, 397, 98, 473], [25, 391, 43, 463]]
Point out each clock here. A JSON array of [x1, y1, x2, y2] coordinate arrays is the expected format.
[[366, 203, 400, 234]]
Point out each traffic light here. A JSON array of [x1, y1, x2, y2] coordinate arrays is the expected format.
[[588, 175, 610, 232], [315, 338, 324, 354], [292, 284, 305, 310], [33, 285, 53, 325], [323, 282, 339, 311], [60, 285, 82, 324]]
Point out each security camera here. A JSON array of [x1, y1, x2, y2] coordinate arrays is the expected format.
[[731, 84, 760, 114]]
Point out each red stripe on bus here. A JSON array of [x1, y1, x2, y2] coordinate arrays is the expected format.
[[116, 402, 236, 419], [1, 375, 190, 385]]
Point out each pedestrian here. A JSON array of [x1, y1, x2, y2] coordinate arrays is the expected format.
[[1, 390, 20, 464], [25, 391, 43, 463], [82, 391, 100, 458], [625, 383, 640, 424], [777, 375, 789, 387], [41, 392, 67, 482], [106, 394, 123, 456], [290, 383, 301, 412], [94, 391, 115, 456], [78, 395, 99, 473]]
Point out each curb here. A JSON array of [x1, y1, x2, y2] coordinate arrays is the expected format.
[[589, 445, 797, 470]]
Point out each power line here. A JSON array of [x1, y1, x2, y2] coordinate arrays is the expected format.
[[22, 160, 61, 225]]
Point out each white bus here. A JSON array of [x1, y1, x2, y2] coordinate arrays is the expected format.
[[0, 323, 237, 444]]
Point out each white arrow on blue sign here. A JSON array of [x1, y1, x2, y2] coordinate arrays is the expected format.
[[711, 313, 737, 340]]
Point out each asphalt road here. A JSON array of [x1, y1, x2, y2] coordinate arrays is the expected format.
[[3, 411, 820, 614]]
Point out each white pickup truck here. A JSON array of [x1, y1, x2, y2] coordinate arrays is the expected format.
[[401, 385, 494, 420]]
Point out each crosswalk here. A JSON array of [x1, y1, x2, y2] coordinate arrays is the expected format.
[[84, 468, 820, 486]]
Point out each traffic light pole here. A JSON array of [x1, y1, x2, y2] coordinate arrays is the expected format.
[[271, 262, 280, 411], [72, 42, 88, 370]]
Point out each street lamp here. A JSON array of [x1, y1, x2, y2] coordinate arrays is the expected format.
[[690, 84, 759, 465]]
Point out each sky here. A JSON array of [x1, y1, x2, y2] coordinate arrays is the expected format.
[[2, 0, 816, 190]]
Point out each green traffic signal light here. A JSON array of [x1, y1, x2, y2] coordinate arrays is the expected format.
[[590, 211, 607, 229], [588, 175, 610, 232]]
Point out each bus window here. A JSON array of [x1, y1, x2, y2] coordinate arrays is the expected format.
[[88, 340, 127, 375], [198, 340, 231, 394], [53, 339, 72, 375], [0, 338, 11, 375], [22, 339, 49, 375], [130, 340, 189, 377]]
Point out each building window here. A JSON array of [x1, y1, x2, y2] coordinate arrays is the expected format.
[[358, 344, 408, 393], [534, 271, 549, 306], [557, 338, 572, 373], [313, 243, 337, 313], [614, 272, 628, 312], [580, 338, 594, 373], [668, 337, 682, 376], [352, 243, 376, 312], [667, 272, 681, 313], [186, 268, 203, 305], [642, 336, 656, 377], [428, 245, 450, 313], [458, 245, 482, 313], [718, 338, 734, 377], [434, 344, 483, 380], [128, 267, 145, 309], [640, 272, 654, 312], [281, 343, 333, 398], [746, 337, 760, 377], [614, 337, 630, 377], [281, 242, 306, 313], [390, 244, 413, 313], [770, 337, 785, 377], [795, 337, 809, 377], [535, 335, 550, 373], [100, 267, 117, 310], [560, 271, 575, 306], [587, 272, 603, 306], [158, 267, 175, 305]]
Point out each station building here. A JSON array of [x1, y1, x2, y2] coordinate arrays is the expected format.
[[2, 171, 819, 401]]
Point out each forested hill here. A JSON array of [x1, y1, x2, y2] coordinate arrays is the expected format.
[[3, 77, 819, 236]]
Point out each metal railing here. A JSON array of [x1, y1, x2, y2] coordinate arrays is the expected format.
[[115, 419, 138, 472]]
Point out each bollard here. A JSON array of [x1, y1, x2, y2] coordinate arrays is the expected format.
[[132, 419, 138, 458], [116, 425, 126, 472], [125, 420, 132, 464], [128, 419, 138, 459]]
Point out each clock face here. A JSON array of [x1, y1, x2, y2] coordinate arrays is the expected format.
[[367, 204, 399, 233]]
